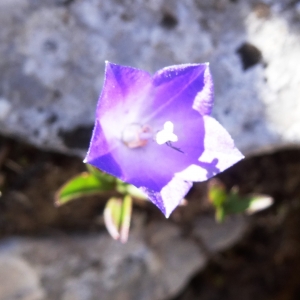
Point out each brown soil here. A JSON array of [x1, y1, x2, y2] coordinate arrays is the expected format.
[[0, 135, 300, 300], [176, 149, 300, 300]]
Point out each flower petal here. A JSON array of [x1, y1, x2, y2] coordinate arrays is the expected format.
[[98, 62, 152, 148], [140, 177, 192, 218], [85, 62, 151, 159], [145, 63, 213, 122], [106, 109, 205, 192], [192, 65, 214, 115], [99, 61, 152, 115], [176, 115, 244, 182], [84, 62, 244, 218], [84, 120, 123, 178]]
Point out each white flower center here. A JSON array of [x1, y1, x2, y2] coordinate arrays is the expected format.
[[156, 121, 178, 145], [122, 123, 152, 148]]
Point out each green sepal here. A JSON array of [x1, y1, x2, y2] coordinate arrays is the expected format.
[[116, 179, 147, 200]]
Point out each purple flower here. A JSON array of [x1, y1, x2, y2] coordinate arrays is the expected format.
[[84, 62, 244, 217]]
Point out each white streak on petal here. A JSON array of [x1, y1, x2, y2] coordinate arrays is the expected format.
[[176, 115, 244, 182], [200, 115, 244, 169], [161, 177, 192, 218], [192, 65, 214, 116], [176, 164, 208, 182]]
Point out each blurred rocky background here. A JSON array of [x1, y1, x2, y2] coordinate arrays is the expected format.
[[0, 0, 300, 156], [0, 0, 300, 299]]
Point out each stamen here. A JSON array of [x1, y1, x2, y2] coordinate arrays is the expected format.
[[166, 141, 184, 153], [156, 121, 178, 145]]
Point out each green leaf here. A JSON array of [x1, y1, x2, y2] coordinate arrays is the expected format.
[[104, 197, 123, 240], [86, 164, 116, 184], [208, 179, 227, 208], [104, 195, 133, 243], [223, 192, 273, 216], [215, 206, 225, 223], [245, 195, 273, 215], [223, 192, 251, 214], [119, 195, 132, 243], [55, 172, 114, 206]]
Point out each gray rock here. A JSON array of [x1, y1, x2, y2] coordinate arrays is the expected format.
[[0, 253, 45, 300], [0, 217, 205, 300], [193, 214, 248, 253], [0, 0, 299, 156], [0, 212, 249, 300]]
